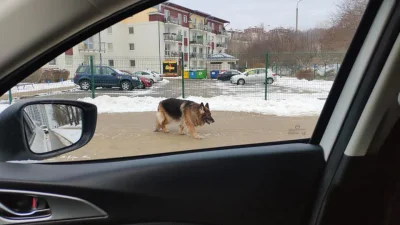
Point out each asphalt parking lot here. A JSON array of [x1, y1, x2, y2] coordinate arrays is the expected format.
[[19, 78, 323, 101]]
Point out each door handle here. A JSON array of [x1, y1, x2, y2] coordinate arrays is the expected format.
[[0, 194, 51, 220], [0, 189, 106, 225]]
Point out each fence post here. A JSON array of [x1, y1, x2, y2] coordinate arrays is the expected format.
[[265, 52, 269, 101], [90, 56, 95, 99], [181, 52, 185, 99], [8, 90, 12, 104]]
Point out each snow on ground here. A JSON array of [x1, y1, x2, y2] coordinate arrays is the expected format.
[[53, 126, 82, 144], [273, 77, 333, 93], [10, 81, 76, 93], [0, 104, 9, 114], [79, 95, 325, 117]]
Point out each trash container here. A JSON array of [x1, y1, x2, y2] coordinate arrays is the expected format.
[[184, 70, 189, 79], [189, 70, 197, 79], [210, 70, 219, 79], [196, 69, 207, 79]]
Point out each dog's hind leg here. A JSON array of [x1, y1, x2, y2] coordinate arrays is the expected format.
[[154, 111, 164, 132], [179, 122, 185, 135], [161, 118, 169, 133]]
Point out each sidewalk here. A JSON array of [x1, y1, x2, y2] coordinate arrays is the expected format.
[[50, 111, 319, 161]]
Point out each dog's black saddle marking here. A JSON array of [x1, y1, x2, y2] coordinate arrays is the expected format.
[[160, 98, 195, 120]]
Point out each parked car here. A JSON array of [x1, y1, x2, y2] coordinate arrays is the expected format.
[[150, 71, 163, 79], [217, 70, 243, 81], [40, 125, 49, 134], [230, 68, 277, 85], [119, 70, 152, 89], [133, 71, 163, 84], [73, 65, 141, 91]]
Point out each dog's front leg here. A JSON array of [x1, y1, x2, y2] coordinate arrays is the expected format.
[[179, 121, 186, 135], [186, 124, 203, 139]]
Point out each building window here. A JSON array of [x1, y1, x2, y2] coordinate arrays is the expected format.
[[178, 45, 182, 52], [65, 55, 73, 66], [183, 15, 187, 23], [164, 9, 169, 19], [130, 60, 136, 67], [212, 23, 214, 30], [107, 27, 112, 34], [129, 43, 135, 50], [184, 31, 187, 38], [178, 13, 182, 25], [193, 47, 197, 53], [184, 46, 188, 52], [108, 43, 113, 51], [49, 58, 56, 65], [219, 24, 222, 31], [108, 60, 114, 67], [129, 27, 134, 34]]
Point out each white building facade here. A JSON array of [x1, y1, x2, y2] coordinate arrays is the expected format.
[[45, 2, 234, 77]]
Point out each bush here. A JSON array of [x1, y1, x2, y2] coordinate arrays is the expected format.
[[295, 69, 315, 81], [22, 69, 43, 83], [22, 68, 70, 83]]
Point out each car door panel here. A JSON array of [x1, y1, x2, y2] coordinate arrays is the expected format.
[[0, 143, 324, 225], [103, 67, 119, 86]]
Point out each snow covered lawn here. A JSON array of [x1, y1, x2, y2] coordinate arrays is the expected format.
[[53, 125, 82, 144], [10, 81, 76, 93], [79, 95, 326, 117], [273, 77, 333, 93]]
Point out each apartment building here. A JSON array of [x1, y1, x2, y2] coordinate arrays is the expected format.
[[46, 2, 236, 77]]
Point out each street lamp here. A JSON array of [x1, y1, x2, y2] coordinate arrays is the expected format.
[[296, 0, 303, 33]]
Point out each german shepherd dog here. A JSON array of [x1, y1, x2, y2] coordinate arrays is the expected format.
[[154, 98, 215, 139]]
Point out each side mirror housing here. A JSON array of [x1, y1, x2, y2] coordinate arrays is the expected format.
[[0, 99, 97, 162]]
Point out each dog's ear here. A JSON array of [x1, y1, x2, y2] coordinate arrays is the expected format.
[[200, 102, 204, 108], [205, 103, 209, 109]]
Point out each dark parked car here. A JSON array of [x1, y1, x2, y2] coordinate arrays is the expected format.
[[217, 70, 242, 81], [73, 65, 141, 91]]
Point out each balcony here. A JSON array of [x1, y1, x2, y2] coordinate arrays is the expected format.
[[216, 30, 228, 36], [190, 23, 205, 32], [216, 42, 227, 48], [190, 36, 204, 46], [165, 51, 181, 58], [204, 26, 212, 32], [164, 16, 181, 26], [164, 33, 183, 42], [78, 42, 106, 52], [189, 53, 206, 60]]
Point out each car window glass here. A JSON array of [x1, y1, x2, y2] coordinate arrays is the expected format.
[[2, 0, 370, 162], [77, 66, 88, 73], [102, 68, 115, 75]]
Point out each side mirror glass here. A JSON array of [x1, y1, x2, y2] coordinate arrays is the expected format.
[[0, 99, 97, 162], [23, 104, 83, 153]]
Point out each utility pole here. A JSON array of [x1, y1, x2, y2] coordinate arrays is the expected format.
[[296, 0, 303, 33], [98, 32, 102, 66]]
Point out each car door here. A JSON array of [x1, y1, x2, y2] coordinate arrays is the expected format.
[[222, 71, 232, 80], [256, 69, 266, 83], [245, 69, 257, 82], [91, 66, 103, 87], [0, 0, 398, 225], [102, 67, 120, 87]]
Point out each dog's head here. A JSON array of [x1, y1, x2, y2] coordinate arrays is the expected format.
[[200, 102, 215, 124]]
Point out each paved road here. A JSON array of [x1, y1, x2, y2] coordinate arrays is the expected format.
[[46, 131, 69, 151], [48, 111, 319, 162], [21, 79, 322, 101]]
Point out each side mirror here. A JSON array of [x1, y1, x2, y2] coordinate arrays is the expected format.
[[0, 99, 97, 162], [111, 73, 116, 76]]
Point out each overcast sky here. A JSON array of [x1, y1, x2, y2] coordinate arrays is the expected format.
[[169, 0, 341, 30]]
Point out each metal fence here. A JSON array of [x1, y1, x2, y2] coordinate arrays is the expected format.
[[0, 52, 345, 104]]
